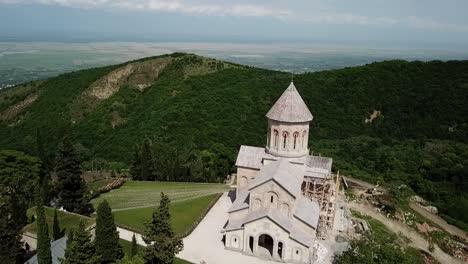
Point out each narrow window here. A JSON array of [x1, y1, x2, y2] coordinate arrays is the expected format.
[[293, 132, 299, 149], [274, 130, 279, 148], [282, 132, 288, 149], [270, 196, 274, 203]]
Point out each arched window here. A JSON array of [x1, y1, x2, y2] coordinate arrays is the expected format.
[[273, 130, 279, 148], [302, 130, 307, 148], [266, 191, 279, 208], [282, 132, 289, 150], [293, 132, 299, 149]]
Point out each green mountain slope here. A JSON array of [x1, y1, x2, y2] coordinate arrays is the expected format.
[[1, 53, 468, 227]]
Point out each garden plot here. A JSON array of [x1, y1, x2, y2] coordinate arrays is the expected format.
[[91, 181, 229, 211]]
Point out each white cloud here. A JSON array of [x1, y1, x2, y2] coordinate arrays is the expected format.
[[2, 0, 468, 32]]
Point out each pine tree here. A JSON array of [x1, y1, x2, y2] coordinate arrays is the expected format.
[[56, 137, 86, 213], [67, 228, 74, 245], [0, 187, 27, 264], [52, 208, 64, 241], [130, 234, 138, 258], [36, 197, 52, 264], [129, 146, 141, 181], [95, 200, 124, 263], [143, 193, 183, 264], [36, 129, 53, 205], [63, 220, 101, 264], [140, 138, 157, 181]]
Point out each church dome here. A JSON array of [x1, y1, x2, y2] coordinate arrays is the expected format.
[[266, 82, 313, 123]]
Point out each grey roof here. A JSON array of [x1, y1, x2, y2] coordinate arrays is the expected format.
[[249, 159, 304, 198], [235, 145, 267, 169], [26, 237, 67, 264], [225, 208, 314, 247], [293, 197, 320, 229], [228, 191, 250, 213], [266, 82, 313, 123], [304, 155, 333, 178]]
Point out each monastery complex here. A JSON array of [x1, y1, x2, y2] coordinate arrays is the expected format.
[[222, 82, 341, 263]]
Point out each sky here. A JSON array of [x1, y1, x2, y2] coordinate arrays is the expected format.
[[1, 0, 468, 46]]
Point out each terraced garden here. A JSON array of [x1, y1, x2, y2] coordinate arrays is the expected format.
[[90, 181, 229, 234]]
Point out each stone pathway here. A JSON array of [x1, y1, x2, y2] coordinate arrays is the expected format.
[[177, 192, 280, 264]]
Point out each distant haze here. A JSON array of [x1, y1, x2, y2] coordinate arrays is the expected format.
[[1, 41, 468, 88]]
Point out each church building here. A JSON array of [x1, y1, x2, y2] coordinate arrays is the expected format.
[[223, 82, 335, 263]]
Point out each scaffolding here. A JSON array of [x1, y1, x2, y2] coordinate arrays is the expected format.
[[301, 172, 341, 239]]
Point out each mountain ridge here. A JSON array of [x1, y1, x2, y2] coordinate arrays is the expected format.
[[1, 53, 468, 228]]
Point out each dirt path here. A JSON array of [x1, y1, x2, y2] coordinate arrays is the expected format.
[[349, 201, 464, 264], [410, 203, 468, 241]]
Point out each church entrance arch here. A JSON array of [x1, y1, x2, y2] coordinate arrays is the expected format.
[[258, 234, 274, 257]]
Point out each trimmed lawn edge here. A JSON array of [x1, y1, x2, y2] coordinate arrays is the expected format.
[[179, 192, 222, 238]]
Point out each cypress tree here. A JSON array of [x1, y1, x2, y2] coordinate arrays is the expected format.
[[63, 220, 100, 264], [95, 200, 123, 263], [130, 234, 138, 258], [36, 202, 52, 264], [36, 129, 53, 205], [129, 146, 141, 181], [140, 138, 157, 181], [52, 208, 64, 240], [0, 187, 27, 264], [143, 193, 183, 264], [56, 137, 86, 213]]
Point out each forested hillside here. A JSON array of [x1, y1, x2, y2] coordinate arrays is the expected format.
[[1, 53, 467, 228]]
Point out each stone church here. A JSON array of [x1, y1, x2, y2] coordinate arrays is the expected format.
[[223, 82, 335, 263]]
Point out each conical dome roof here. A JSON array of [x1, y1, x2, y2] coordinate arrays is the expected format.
[[266, 82, 313, 122]]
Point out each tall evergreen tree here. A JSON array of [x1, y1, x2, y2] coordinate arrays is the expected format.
[[63, 220, 100, 264], [36, 202, 52, 264], [129, 145, 141, 181], [52, 208, 64, 241], [130, 234, 138, 258], [56, 137, 86, 213], [140, 138, 157, 181], [36, 129, 53, 205], [0, 186, 26, 264], [95, 200, 124, 263], [143, 193, 183, 264]]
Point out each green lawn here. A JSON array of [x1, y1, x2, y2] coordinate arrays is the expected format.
[[91, 181, 228, 211], [23, 206, 95, 236], [119, 239, 191, 264], [113, 193, 219, 235]]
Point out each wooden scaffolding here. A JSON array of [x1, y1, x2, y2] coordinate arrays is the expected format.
[[301, 172, 341, 239]]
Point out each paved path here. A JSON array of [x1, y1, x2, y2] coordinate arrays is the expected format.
[[177, 192, 280, 264], [349, 201, 464, 264]]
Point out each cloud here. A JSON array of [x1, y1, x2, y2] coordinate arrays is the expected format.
[[2, 0, 468, 32]]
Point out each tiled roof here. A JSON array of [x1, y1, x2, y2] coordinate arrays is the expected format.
[[293, 197, 320, 229], [248, 158, 304, 198], [228, 191, 250, 213], [266, 82, 313, 123]]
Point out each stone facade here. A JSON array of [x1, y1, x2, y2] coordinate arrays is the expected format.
[[223, 82, 333, 264]]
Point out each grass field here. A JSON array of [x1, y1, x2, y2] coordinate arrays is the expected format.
[[23, 207, 95, 235], [91, 181, 228, 211], [91, 181, 228, 234], [113, 193, 219, 234]]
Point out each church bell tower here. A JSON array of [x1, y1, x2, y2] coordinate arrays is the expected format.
[[265, 82, 313, 158]]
